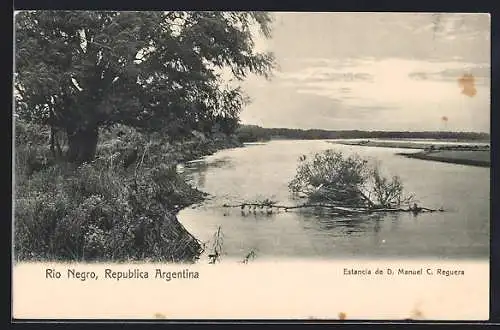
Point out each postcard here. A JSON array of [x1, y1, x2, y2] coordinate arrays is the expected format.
[[12, 11, 490, 321]]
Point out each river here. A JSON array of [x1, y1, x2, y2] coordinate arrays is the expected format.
[[178, 140, 490, 261]]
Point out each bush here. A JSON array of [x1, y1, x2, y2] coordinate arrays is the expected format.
[[15, 119, 50, 146], [14, 147, 205, 262], [14, 120, 55, 178], [288, 150, 412, 208]]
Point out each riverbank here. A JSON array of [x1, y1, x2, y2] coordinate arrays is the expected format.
[[330, 139, 490, 167], [14, 121, 243, 263], [330, 139, 490, 150], [396, 150, 490, 167]]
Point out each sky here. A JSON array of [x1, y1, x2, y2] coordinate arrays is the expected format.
[[239, 12, 490, 132]]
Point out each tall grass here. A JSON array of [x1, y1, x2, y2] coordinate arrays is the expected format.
[[13, 121, 220, 262]]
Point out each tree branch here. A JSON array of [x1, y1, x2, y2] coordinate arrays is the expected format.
[[222, 202, 444, 214]]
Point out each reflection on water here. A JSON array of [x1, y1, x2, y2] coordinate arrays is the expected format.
[[303, 213, 385, 234], [183, 156, 233, 188], [178, 140, 490, 261], [182, 156, 234, 188]]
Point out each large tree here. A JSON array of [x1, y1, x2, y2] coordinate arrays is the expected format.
[[15, 11, 275, 163]]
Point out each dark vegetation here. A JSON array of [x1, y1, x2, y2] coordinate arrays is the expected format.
[[236, 124, 490, 142], [288, 150, 414, 209], [14, 11, 275, 262]]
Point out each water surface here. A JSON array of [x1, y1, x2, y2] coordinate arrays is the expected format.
[[178, 140, 490, 261]]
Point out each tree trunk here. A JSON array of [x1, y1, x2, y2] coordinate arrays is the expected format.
[[66, 125, 99, 164], [50, 127, 56, 158], [54, 130, 63, 157]]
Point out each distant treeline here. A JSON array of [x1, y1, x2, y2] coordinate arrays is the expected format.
[[236, 125, 490, 142]]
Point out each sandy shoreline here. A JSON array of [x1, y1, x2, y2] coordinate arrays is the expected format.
[[396, 150, 490, 167], [330, 140, 490, 167]]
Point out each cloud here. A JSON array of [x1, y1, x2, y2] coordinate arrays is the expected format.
[[383, 13, 488, 42], [265, 13, 490, 64], [408, 64, 490, 86], [275, 61, 375, 83], [240, 56, 490, 131], [239, 13, 490, 131], [274, 57, 490, 104]]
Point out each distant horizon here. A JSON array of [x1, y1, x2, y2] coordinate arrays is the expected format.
[[239, 122, 490, 135]]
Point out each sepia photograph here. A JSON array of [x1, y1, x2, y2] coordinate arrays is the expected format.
[[12, 11, 491, 320]]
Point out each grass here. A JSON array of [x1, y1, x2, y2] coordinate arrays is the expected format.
[[13, 121, 241, 262]]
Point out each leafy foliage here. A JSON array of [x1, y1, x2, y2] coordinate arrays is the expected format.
[[289, 150, 371, 205], [15, 11, 275, 162], [289, 150, 413, 208]]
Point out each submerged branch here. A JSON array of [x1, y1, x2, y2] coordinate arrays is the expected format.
[[222, 202, 444, 214]]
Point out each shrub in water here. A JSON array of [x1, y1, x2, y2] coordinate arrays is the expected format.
[[288, 149, 412, 208]]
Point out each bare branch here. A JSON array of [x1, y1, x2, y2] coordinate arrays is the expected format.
[[222, 202, 444, 215]]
